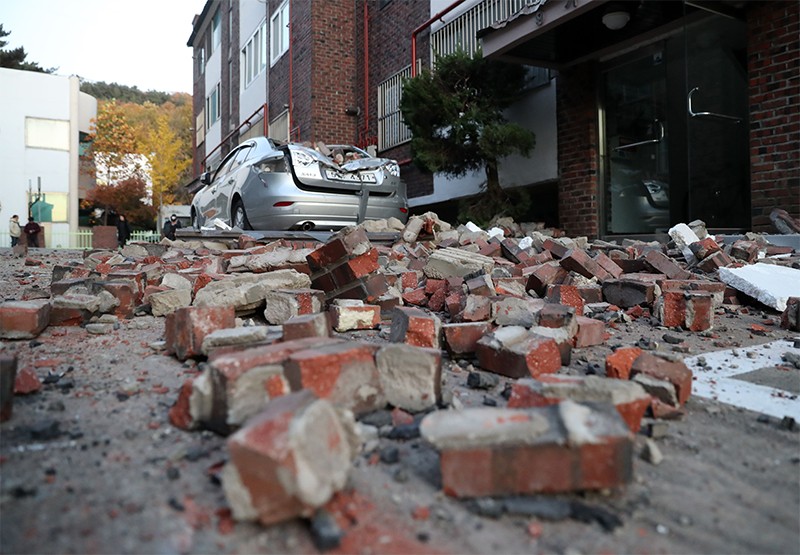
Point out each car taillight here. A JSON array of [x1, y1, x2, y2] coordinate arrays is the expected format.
[[274, 201, 294, 207], [291, 150, 315, 166], [400, 207, 408, 213]]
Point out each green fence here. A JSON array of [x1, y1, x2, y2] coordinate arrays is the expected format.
[[0, 229, 160, 249]]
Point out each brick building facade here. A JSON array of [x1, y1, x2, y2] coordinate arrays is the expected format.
[[187, 0, 798, 237]]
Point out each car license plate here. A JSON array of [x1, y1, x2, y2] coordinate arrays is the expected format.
[[325, 170, 377, 184]]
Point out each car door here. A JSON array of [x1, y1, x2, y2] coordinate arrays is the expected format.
[[209, 149, 243, 222], [222, 144, 255, 219]]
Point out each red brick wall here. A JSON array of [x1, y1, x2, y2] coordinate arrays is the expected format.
[[747, 1, 800, 231], [310, 0, 358, 144], [364, 0, 434, 198], [556, 63, 600, 238]]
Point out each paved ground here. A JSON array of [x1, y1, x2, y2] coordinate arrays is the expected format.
[[1, 247, 798, 555]]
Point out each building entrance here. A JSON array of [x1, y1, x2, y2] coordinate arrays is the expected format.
[[602, 13, 749, 236]]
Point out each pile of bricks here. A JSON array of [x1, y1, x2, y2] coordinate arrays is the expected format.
[[2, 213, 799, 539]]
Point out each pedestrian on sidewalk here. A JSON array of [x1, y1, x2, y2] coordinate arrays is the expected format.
[[23, 216, 42, 248], [8, 215, 21, 247], [163, 214, 181, 241], [117, 214, 131, 248]]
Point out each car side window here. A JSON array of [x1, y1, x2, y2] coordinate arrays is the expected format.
[[213, 150, 239, 182], [232, 145, 254, 170]]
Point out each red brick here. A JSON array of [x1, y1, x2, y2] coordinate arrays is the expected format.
[[389, 307, 441, 348], [105, 270, 147, 304], [461, 294, 493, 322], [465, 274, 496, 296], [729, 240, 760, 263], [427, 287, 447, 312], [285, 342, 383, 414], [442, 321, 493, 356], [545, 285, 584, 314], [593, 251, 623, 279], [93, 281, 136, 319], [329, 302, 380, 332], [169, 379, 197, 430], [282, 312, 331, 341], [223, 391, 352, 525], [306, 226, 370, 270], [573, 316, 605, 348], [331, 248, 380, 287], [537, 303, 575, 329], [643, 251, 692, 280], [14, 367, 41, 394], [165, 306, 236, 361], [560, 249, 611, 281], [421, 403, 633, 497], [684, 291, 713, 331], [508, 375, 651, 432], [630, 353, 693, 406], [605, 347, 643, 380], [205, 338, 339, 433], [697, 251, 733, 273], [476, 328, 561, 379], [328, 274, 388, 303], [402, 287, 428, 306], [542, 238, 570, 259], [525, 262, 567, 296], [689, 237, 721, 260], [0, 300, 51, 339]]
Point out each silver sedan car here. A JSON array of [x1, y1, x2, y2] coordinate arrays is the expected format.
[[191, 137, 409, 231]]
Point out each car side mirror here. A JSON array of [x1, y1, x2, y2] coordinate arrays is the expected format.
[[200, 171, 212, 185]]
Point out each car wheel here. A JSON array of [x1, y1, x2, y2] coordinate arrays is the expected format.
[[232, 199, 252, 230]]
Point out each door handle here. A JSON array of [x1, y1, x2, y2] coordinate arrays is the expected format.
[[688, 87, 742, 123], [613, 120, 664, 152]]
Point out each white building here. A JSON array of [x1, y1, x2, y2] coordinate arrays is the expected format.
[[0, 68, 97, 247]]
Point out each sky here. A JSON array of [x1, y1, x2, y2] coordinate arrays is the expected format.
[[2, 0, 207, 94]]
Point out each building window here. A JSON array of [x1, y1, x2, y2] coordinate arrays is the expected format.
[[206, 83, 220, 129], [377, 66, 412, 152], [270, 1, 290, 66], [198, 46, 205, 75], [212, 8, 222, 52], [25, 118, 70, 151], [242, 20, 267, 88]]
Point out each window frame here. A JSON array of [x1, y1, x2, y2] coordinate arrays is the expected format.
[[270, 1, 290, 66], [205, 83, 221, 129], [242, 19, 268, 88]]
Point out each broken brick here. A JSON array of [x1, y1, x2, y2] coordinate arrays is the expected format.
[[376, 343, 442, 412], [0, 300, 51, 339], [285, 342, 383, 414], [630, 353, 692, 406], [421, 402, 633, 497], [222, 390, 353, 525], [282, 312, 331, 341], [605, 347, 643, 380], [442, 321, 493, 356], [476, 326, 561, 379], [573, 316, 605, 348], [389, 307, 441, 348], [329, 300, 381, 332], [165, 305, 236, 361], [508, 375, 651, 432], [560, 249, 611, 281]]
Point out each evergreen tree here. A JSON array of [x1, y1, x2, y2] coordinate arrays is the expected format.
[[0, 24, 55, 73], [400, 50, 535, 222]]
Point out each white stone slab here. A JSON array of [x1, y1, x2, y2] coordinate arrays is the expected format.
[[718, 263, 800, 311], [685, 339, 800, 420]]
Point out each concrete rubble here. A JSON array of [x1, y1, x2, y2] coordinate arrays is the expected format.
[[1, 213, 799, 552]]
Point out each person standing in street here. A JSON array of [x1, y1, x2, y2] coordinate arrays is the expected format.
[[162, 214, 181, 241], [23, 216, 42, 248], [117, 214, 131, 248], [8, 215, 21, 247]]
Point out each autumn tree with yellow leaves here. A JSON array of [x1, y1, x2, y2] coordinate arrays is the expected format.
[[81, 89, 193, 228]]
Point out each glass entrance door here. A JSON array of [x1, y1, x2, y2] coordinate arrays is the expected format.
[[603, 50, 670, 234], [684, 14, 749, 229], [601, 10, 749, 236]]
